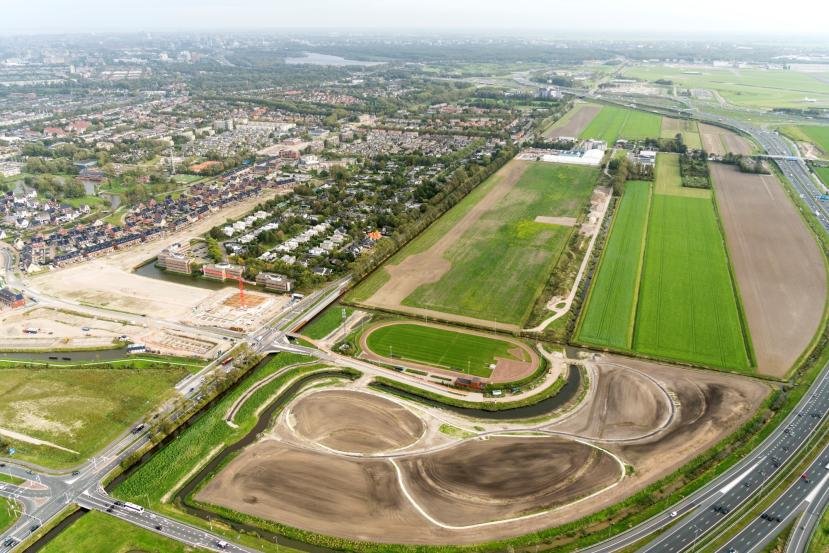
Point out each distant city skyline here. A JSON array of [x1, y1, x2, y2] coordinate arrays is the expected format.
[[2, 0, 828, 36]]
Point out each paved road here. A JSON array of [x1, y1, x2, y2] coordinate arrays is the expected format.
[[716, 439, 829, 553]]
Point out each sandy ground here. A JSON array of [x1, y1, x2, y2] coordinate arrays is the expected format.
[[196, 357, 768, 545], [534, 216, 577, 226], [544, 104, 602, 140], [699, 123, 753, 156], [711, 163, 827, 377], [0, 306, 131, 349], [549, 362, 672, 441], [288, 390, 425, 454], [358, 320, 539, 383], [359, 160, 530, 332], [33, 261, 216, 320]]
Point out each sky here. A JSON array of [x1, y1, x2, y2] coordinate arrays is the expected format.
[[2, 0, 829, 36]]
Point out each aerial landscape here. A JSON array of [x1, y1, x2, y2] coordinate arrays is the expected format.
[[2, 1, 829, 552]]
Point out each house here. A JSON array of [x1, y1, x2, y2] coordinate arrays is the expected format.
[[0, 287, 25, 309]]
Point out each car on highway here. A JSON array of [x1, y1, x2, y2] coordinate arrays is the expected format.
[[29, 523, 40, 533], [2, 538, 17, 547], [669, 511, 678, 518]]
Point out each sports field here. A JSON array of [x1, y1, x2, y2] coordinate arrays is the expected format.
[[580, 106, 662, 144], [353, 160, 599, 327], [40, 511, 204, 553], [577, 158, 752, 371], [364, 323, 526, 377], [575, 181, 650, 349], [633, 194, 751, 370]]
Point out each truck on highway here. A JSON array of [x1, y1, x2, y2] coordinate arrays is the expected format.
[[123, 502, 144, 513]]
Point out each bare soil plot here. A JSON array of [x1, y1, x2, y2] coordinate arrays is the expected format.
[[543, 104, 602, 139], [288, 390, 425, 454], [398, 436, 621, 526], [534, 215, 577, 226], [711, 164, 826, 377], [699, 123, 753, 155], [196, 442, 431, 543], [549, 362, 671, 441]]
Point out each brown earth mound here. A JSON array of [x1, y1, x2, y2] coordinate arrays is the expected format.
[[398, 436, 620, 526], [289, 390, 425, 454]]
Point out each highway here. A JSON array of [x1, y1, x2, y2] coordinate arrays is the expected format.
[[717, 439, 829, 553]]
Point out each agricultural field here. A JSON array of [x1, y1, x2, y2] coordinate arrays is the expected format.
[[543, 102, 601, 139], [780, 125, 829, 158], [577, 157, 752, 372], [301, 305, 354, 340], [579, 105, 662, 144], [661, 117, 702, 149], [351, 160, 598, 327], [654, 153, 711, 199], [363, 322, 526, 377], [0, 366, 189, 468], [622, 65, 829, 109], [575, 181, 651, 349], [40, 511, 205, 553], [633, 194, 751, 371]]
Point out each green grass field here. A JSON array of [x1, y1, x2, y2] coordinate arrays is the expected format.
[[0, 366, 189, 468], [633, 194, 751, 370], [365, 323, 524, 377], [577, 156, 752, 372], [622, 65, 829, 109], [301, 305, 354, 340], [0, 497, 19, 533], [654, 153, 711, 199], [814, 166, 829, 187], [0, 473, 25, 485], [786, 125, 829, 156], [400, 162, 598, 325], [580, 106, 662, 143], [575, 181, 651, 349], [809, 504, 829, 553], [40, 511, 205, 553]]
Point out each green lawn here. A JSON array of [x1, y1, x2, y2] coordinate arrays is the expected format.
[[401, 162, 598, 325], [0, 473, 25, 485], [809, 503, 829, 553], [0, 497, 19, 533], [40, 511, 205, 553], [301, 305, 354, 340], [580, 106, 662, 143], [633, 194, 752, 371], [576, 181, 651, 349], [814, 166, 829, 187], [654, 153, 711, 199], [365, 323, 524, 377], [795, 126, 829, 156], [62, 195, 106, 208], [0, 366, 189, 468]]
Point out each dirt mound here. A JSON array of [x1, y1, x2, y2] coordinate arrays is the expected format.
[[289, 390, 425, 454], [398, 436, 620, 526]]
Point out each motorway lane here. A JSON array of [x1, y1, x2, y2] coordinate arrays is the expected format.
[[717, 440, 829, 553], [637, 373, 829, 552], [786, 454, 829, 553], [78, 492, 255, 553]]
